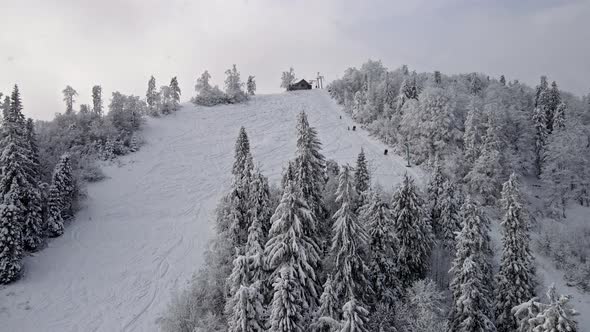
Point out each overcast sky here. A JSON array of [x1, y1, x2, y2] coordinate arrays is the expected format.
[[1, 0, 589, 120]]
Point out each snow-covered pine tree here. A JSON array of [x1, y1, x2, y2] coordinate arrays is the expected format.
[[245, 211, 265, 284], [265, 182, 321, 325], [226, 253, 266, 332], [353, 148, 370, 208], [340, 298, 370, 332], [1, 86, 44, 251], [534, 76, 549, 108], [438, 179, 461, 251], [281, 161, 296, 190], [48, 153, 75, 221], [269, 265, 305, 332], [532, 106, 548, 177], [538, 81, 561, 133], [247, 76, 256, 96], [92, 85, 103, 118], [390, 173, 433, 288], [427, 156, 446, 236], [362, 190, 399, 307], [170, 76, 181, 111], [0, 201, 23, 284], [448, 196, 496, 332], [310, 275, 339, 332], [526, 285, 578, 332], [495, 173, 535, 332], [331, 165, 371, 305], [293, 111, 327, 247], [249, 169, 273, 240], [233, 127, 252, 180], [500, 75, 506, 86], [46, 184, 64, 237], [146, 76, 158, 114]]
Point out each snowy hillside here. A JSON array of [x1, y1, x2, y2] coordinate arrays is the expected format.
[[0, 90, 424, 332]]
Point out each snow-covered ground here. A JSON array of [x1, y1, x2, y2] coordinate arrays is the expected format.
[[0, 90, 424, 332]]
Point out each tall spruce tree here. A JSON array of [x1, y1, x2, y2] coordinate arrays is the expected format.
[[340, 298, 370, 332], [330, 165, 371, 305], [390, 173, 433, 287], [0, 201, 23, 284], [0, 85, 30, 282], [495, 173, 535, 332], [170, 77, 181, 111], [46, 153, 75, 237], [22, 118, 44, 251], [310, 275, 339, 332], [362, 190, 400, 307], [353, 148, 370, 207], [533, 106, 548, 177], [226, 254, 265, 332], [438, 179, 461, 251], [427, 156, 446, 235], [265, 182, 321, 327], [294, 111, 326, 219], [448, 196, 496, 332]]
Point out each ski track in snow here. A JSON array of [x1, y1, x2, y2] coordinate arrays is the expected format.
[[0, 90, 425, 332]]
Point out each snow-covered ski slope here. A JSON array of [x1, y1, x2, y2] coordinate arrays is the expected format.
[[0, 90, 424, 332]]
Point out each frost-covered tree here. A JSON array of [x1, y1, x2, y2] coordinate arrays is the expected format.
[[340, 298, 370, 332], [400, 87, 460, 163], [500, 75, 506, 86], [265, 182, 321, 324], [393, 279, 447, 332], [362, 190, 399, 307], [448, 196, 496, 332], [170, 76, 181, 111], [293, 111, 327, 240], [159, 85, 173, 115], [225, 65, 248, 103], [281, 67, 296, 91], [226, 254, 265, 332], [245, 211, 265, 284], [331, 165, 371, 304], [427, 156, 446, 235], [463, 97, 485, 167], [46, 153, 75, 235], [465, 115, 503, 203], [438, 179, 461, 251], [0, 201, 23, 284], [146, 76, 159, 114], [538, 81, 562, 133], [1, 86, 44, 252], [310, 275, 339, 332], [434, 71, 442, 85], [247, 76, 256, 96], [62, 85, 78, 114], [495, 173, 535, 332], [92, 85, 103, 117], [552, 102, 566, 131], [516, 285, 579, 332], [248, 169, 273, 240], [532, 106, 548, 177], [353, 148, 370, 208], [541, 122, 588, 217], [233, 127, 252, 180], [390, 173, 433, 287], [193, 70, 229, 106]]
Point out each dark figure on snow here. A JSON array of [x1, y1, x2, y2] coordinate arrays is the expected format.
[[352, 126, 356, 131], [340, 115, 342, 119], [384, 149, 388, 155]]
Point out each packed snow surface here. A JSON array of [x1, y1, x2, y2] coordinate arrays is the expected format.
[[0, 90, 424, 331]]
